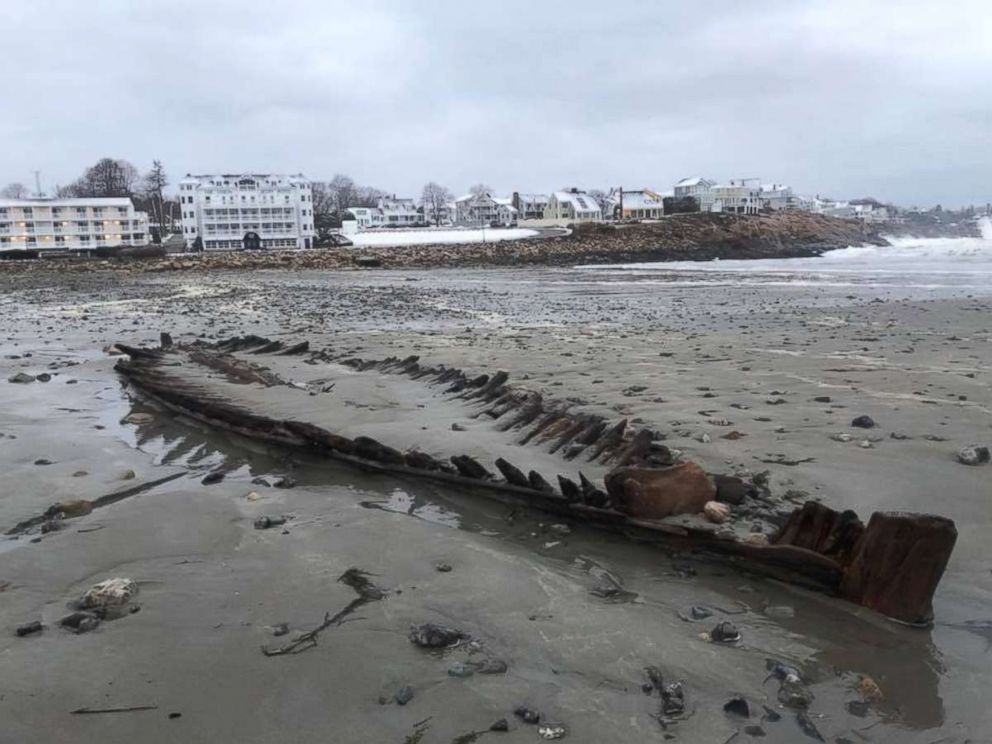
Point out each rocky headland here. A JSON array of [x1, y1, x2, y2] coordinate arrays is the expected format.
[[0, 212, 907, 276]]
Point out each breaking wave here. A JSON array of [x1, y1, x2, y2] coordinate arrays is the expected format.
[[578, 217, 992, 289]]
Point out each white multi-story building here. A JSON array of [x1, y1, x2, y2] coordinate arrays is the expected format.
[[0, 197, 148, 253], [177, 173, 315, 251]]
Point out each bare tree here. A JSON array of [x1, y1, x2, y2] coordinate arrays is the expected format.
[[65, 158, 140, 198], [311, 182, 339, 243], [1, 182, 29, 199], [421, 182, 453, 225], [353, 185, 386, 208], [469, 183, 492, 197], [327, 174, 358, 212], [587, 189, 610, 213]]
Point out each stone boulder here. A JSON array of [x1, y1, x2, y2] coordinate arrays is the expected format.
[[956, 445, 990, 466], [79, 577, 138, 610], [604, 463, 716, 519], [714, 474, 755, 505]]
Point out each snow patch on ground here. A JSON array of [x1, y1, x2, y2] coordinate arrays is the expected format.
[[349, 229, 537, 248]]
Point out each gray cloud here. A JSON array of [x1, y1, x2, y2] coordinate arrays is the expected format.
[[2, 0, 990, 206]]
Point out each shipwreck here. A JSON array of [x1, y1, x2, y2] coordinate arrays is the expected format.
[[107, 332, 957, 627]]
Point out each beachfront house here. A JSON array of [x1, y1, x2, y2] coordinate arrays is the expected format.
[[607, 188, 665, 220], [851, 201, 892, 223], [673, 177, 716, 212], [511, 192, 550, 220], [493, 198, 519, 226], [711, 179, 762, 215], [759, 183, 797, 211], [455, 192, 517, 226], [544, 189, 603, 225], [347, 207, 379, 229], [377, 196, 420, 227]]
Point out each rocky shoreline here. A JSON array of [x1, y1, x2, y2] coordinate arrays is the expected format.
[[0, 212, 901, 275]]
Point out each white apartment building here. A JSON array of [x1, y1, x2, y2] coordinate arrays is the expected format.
[[0, 197, 148, 253], [177, 173, 315, 251], [673, 177, 716, 212]]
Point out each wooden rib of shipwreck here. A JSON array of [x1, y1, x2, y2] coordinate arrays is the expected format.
[[111, 333, 956, 626]]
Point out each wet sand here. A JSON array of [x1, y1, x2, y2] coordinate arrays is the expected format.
[[1, 265, 990, 743]]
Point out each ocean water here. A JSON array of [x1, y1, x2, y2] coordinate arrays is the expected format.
[[577, 217, 992, 293]]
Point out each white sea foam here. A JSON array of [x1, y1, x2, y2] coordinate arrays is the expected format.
[[577, 217, 992, 291]]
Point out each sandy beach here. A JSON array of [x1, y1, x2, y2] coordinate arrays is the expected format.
[[1, 236, 990, 743]]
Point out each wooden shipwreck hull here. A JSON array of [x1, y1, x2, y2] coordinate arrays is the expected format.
[[111, 333, 957, 626]]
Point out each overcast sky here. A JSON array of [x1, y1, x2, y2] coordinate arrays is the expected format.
[[3, 0, 990, 206]]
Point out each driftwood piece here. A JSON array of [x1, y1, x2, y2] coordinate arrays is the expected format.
[[71, 705, 158, 715], [262, 569, 384, 656]]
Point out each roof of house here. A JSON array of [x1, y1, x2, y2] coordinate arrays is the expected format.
[[378, 197, 417, 212], [554, 190, 600, 213], [456, 192, 496, 204], [675, 177, 713, 188], [0, 197, 135, 208], [180, 174, 309, 184]]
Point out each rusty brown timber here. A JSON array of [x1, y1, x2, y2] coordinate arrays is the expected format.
[[110, 335, 956, 625]]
